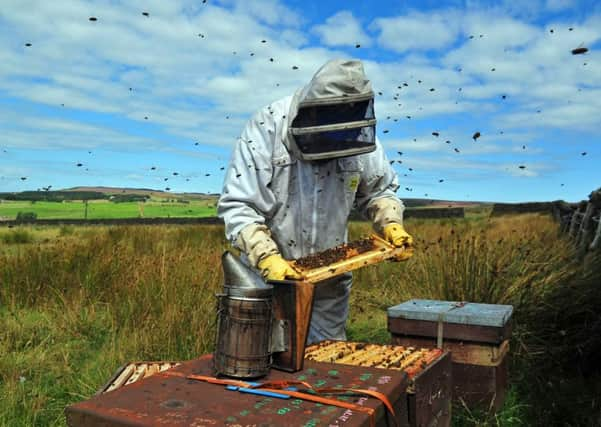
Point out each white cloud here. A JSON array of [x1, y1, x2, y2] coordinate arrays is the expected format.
[[397, 155, 553, 180], [0, 0, 334, 150], [499, 99, 601, 131], [0, 0, 599, 197], [372, 10, 462, 53], [228, 0, 302, 27], [0, 108, 160, 150], [384, 129, 542, 157], [312, 11, 372, 48]]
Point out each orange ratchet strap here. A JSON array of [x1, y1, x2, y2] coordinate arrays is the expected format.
[[160, 372, 399, 427], [251, 379, 397, 423]]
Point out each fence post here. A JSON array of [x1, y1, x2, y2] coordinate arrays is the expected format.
[[591, 216, 601, 251], [577, 203, 594, 249], [560, 212, 572, 233], [568, 207, 582, 238]]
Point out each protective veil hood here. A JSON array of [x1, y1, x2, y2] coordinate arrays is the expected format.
[[285, 59, 377, 161]]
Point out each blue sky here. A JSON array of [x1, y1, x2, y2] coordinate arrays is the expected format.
[[0, 0, 600, 202]]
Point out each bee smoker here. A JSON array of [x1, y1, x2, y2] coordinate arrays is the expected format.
[[214, 252, 274, 378], [214, 252, 315, 378]]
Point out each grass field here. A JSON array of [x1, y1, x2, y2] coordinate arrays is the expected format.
[[0, 200, 217, 220], [1, 215, 600, 426], [0, 199, 487, 222]]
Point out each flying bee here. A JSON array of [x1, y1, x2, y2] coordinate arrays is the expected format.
[[571, 43, 588, 55]]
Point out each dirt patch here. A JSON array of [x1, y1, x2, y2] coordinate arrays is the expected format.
[[293, 237, 376, 269]]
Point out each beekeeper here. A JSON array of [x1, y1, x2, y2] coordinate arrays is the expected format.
[[218, 59, 413, 344]]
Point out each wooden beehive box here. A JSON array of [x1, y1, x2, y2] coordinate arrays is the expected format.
[[96, 361, 181, 394], [305, 340, 452, 427], [67, 354, 407, 427], [388, 299, 513, 411]]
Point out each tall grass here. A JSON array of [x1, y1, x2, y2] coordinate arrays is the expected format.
[[348, 214, 580, 329], [1, 229, 34, 244], [0, 215, 598, 426], [1, 225, 225, 425]]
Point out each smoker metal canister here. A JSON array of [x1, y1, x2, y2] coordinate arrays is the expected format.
[[214, 252, 274, 378]]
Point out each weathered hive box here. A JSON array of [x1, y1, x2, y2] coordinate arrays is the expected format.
[[388, 299, 513, 411], [66, 354, 407, 427], [305, 341, 452, 427], [96, 361, 181, 394]]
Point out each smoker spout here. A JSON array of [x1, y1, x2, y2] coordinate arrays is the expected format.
[[221, 251, 273, 298]]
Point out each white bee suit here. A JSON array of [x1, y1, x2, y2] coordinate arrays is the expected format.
[[218, 60, 404, 344]]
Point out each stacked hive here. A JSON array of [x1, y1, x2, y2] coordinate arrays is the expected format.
[[388, 299, 513, 410]]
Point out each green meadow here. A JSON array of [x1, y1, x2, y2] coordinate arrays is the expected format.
[[0, 199, 217, 220]]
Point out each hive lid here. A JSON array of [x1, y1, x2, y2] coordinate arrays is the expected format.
[[387, 299, 513, 328]]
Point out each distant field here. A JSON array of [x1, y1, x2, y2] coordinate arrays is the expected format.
[[0, 199, 490, 222], [0, 200, 217, 220]]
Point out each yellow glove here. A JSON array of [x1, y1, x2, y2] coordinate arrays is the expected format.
[[382, 223, 414, 261], [257, 254, 302, 281]]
